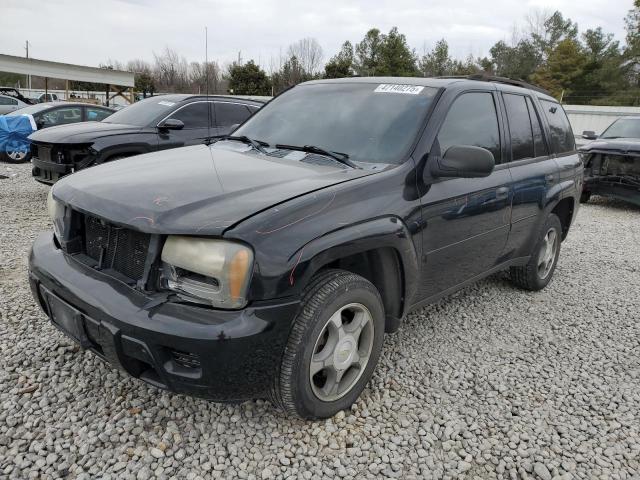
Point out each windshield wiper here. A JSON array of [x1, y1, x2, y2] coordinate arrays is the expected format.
[[275, 144, 359, 169], [213, 135, 269, 154]]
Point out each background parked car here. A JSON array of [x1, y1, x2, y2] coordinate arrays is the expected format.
[[0, 93, 30, 115], [29, 94, 265, 184], [33, 93, 60, 103], [2, 102, 114, 163], [579, 117, 640, 207]]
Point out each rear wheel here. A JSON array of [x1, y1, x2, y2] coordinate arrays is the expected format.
[[509, 214, 562, 291], [273, 270, 385, 419]]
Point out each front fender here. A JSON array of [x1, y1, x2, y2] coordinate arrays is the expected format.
[[291, 217, 419, 307]]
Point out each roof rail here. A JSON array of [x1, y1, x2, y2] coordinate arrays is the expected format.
[[437, 74, 551, 96]]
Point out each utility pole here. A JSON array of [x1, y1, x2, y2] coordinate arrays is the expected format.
[[25, 40, 32, 91]]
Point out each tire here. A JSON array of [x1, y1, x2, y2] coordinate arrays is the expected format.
[[273, 269, 385, 419], [2, 149, 31, 164], [509, 214, 562, 291], [580, 191, 591, 203]]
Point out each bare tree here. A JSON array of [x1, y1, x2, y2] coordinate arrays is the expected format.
[[190, 61, 222, 94], [153, 47, 189, 92], [287, 38, 324, 76]]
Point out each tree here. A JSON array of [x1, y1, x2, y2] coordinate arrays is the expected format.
[[153, 47, 189, 92], [324, 41, 355, 78], [271, 56, 311, 94], [354, 27, 417, 76], [354, 28, 384, 76], [377, 27, 418, 76], [227, 60, 271, 95], [531, 38, 586, 99], [488, 39, 539, 80], [287, 38, 324, 76], [190, 61, 222, 94], [419, 39, 453, 76], [530, 11, 578, 62]]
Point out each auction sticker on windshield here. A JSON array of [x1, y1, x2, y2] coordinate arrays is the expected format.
[[374, 84, 425, 94]]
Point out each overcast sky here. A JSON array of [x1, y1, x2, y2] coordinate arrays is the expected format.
[[1, 0, 634, 72]]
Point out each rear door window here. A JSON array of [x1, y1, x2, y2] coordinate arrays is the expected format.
[[526, 97, 548, 157], [504, 94, 534, 161], [436, 92, 502, 164], [85, 107, 113, 122], [540, 100, 575, 154], [215, 102, 252, 127]]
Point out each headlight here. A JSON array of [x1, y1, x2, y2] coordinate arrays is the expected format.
[[161, 236, 253, 309], [47, 188, 65, 240]]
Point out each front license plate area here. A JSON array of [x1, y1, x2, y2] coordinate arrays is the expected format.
[[41, 287, 91, 347]]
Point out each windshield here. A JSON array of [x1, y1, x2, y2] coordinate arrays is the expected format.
[[600, 118, 640, 139], [7, 103, 50, 116], [235, 83, 439, 164], [102, 96, 182, 126]]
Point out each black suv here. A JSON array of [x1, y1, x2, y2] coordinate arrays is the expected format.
[[29, 94, 264, 184], [29, 76, 582, 419]]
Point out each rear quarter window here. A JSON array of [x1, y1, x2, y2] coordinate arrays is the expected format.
[[540, 99, 575, 154]]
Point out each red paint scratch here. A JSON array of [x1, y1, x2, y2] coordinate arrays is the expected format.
[[256, 191, 336, 235], [130, 216, 155, 225], [289, 247, 305, 286], [153, 196, 169, 206]]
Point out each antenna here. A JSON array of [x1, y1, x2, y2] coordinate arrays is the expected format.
[[205, 26, 212, 145]]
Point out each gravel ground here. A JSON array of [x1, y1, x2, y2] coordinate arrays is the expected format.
[[1, 160, 639, 480]]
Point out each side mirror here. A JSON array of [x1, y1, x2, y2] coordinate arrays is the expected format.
[[157, 118, 184, 130], [430, 145, 495, 179], [582, 130, 597, 140]]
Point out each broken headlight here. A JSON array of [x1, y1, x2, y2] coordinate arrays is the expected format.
[[160, 236, 253, 309], [46, 187, 65, 241]]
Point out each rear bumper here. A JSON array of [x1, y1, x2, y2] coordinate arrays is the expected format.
[[583, 177, 640, 207], [28, 232, 298, 401], [31, 157, 72, 184]]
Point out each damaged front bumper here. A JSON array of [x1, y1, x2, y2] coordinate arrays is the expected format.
[[581, 149, 640, 207], [28, 232, 298, 401]]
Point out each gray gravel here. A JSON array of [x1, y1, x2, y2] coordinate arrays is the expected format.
[[1, 160, 639, 480]]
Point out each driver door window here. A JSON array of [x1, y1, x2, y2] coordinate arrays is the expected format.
[[436, 92, 501, 163], [167, 102, 211, 129]]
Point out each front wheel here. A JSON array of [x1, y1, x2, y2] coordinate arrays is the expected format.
[[273, 270, 385, 419], [509, 214, 562, 291]]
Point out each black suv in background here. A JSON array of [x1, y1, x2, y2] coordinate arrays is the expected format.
[[29, 76, 581, 419], [29, 95, 265, 184]]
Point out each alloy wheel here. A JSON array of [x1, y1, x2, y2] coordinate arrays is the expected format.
[[309, 303, 375, 402], [537, 228, 558, 279]]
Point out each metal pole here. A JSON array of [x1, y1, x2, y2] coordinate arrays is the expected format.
[[25, 40, 32, 91]]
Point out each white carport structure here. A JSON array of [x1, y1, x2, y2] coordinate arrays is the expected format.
[[0, 54, 135, 106]]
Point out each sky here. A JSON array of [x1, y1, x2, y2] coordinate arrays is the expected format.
[[1, 0, 634, 72]]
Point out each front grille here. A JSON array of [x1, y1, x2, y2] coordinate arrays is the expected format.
[[170, 350, 201, 369], [37, 145, 52, 162], [83, 215, 150, 281]]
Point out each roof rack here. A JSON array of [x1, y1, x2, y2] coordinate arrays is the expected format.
[[437, 74, 551, 96]]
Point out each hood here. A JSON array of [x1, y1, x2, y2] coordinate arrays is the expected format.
[[580, 137, 640, 154], [53, 144, 376, 235], [29, 122, 142, 144]]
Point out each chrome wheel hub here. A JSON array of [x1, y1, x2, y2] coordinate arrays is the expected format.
[[309, 302, 374, 402]]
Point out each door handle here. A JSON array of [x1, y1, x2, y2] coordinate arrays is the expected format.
[[496, 187, 509, 199]]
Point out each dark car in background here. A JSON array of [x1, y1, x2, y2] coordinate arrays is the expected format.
[[2, 102, 114, 163], [29, 95, 265, 184], [579, 117, 640, 207], [29, 76, 581, 419]]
